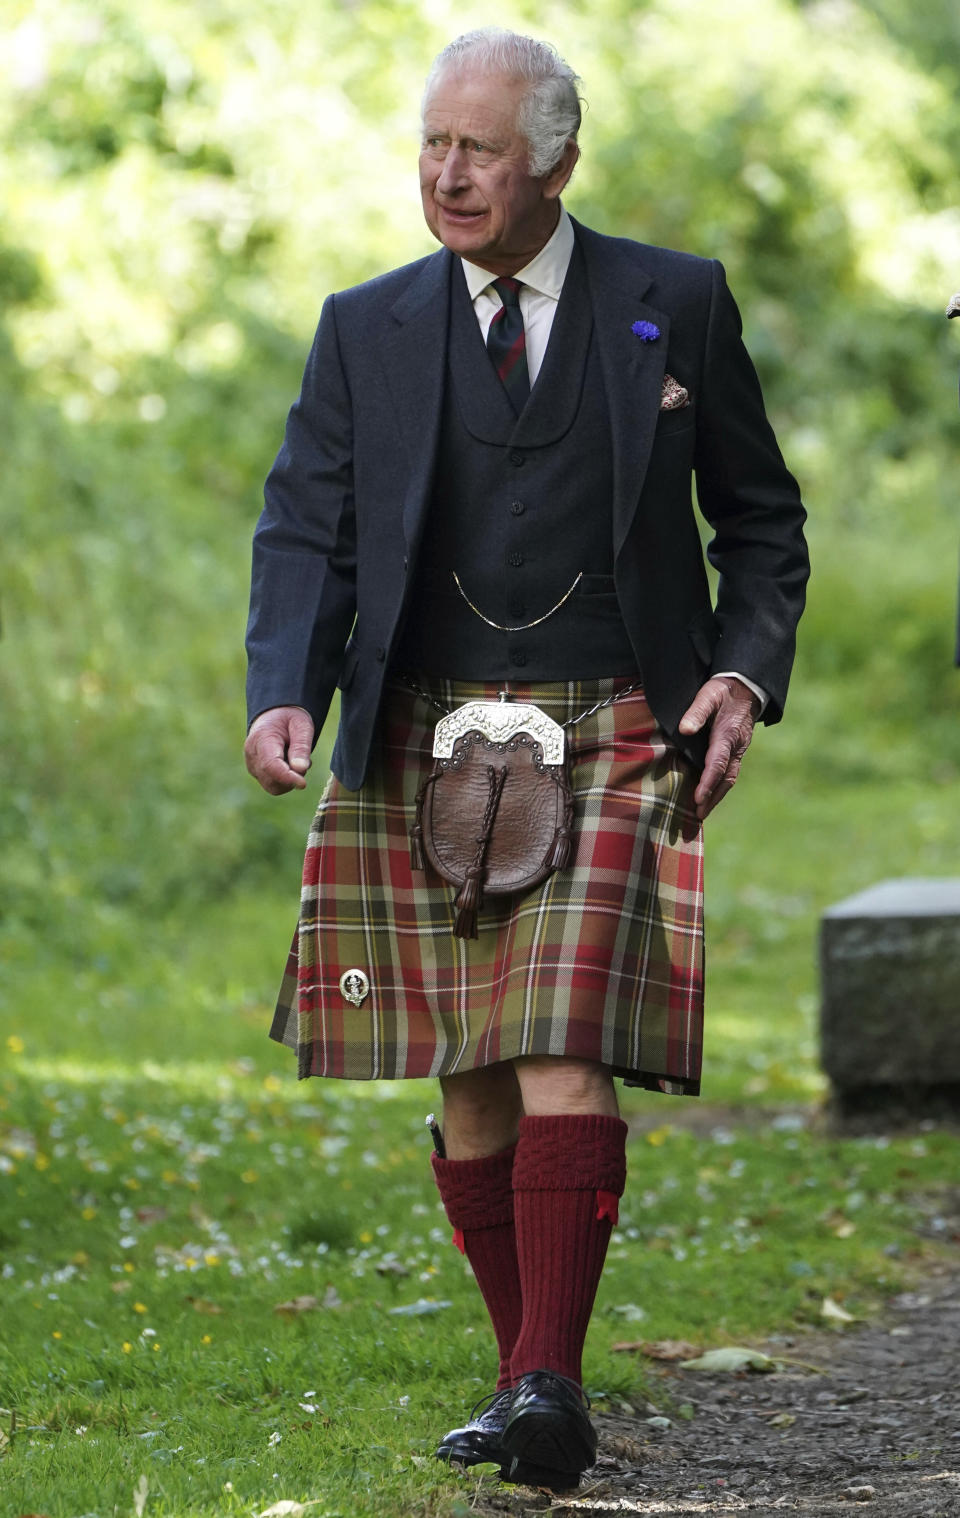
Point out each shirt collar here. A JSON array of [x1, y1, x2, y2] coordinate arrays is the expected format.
[[461, 205, 575, 303]]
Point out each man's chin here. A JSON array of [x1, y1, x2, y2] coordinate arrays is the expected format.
[[432, 209, 490, 255]]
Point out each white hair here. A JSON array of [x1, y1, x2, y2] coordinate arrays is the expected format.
[[422, 28, 582, 177]]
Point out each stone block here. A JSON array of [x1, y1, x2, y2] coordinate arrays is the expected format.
[[820, 878, 960, 1093]]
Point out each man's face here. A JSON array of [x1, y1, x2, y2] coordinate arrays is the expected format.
[[420, 67, 575, 276]]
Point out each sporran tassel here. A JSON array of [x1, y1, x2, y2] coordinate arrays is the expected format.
[[549, 824, 572, 871], [453, 866, 485, 940]]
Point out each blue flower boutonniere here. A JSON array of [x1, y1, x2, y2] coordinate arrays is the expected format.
[[631, 319, 660, 343]]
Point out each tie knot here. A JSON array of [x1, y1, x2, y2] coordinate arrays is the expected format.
[[492, 277, 522, 307]]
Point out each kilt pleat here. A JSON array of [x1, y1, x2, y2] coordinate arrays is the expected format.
[[269, 676, 704, 1094]]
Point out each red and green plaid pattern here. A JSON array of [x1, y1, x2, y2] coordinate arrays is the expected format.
[[486, 277, 530, 411], [270, 677, 704, 1095]]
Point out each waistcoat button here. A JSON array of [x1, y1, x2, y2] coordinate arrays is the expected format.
[[510, 648, 528, 667]]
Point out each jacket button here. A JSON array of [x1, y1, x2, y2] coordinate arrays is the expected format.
[[510, 648, 528, 667], [508, 449, 525, 466], [510, 500, 525, 516], [507, 551, 524, 567], [375, 645, 385, 662]]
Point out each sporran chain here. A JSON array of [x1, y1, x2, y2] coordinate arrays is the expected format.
[[399, 676, 643, 732]]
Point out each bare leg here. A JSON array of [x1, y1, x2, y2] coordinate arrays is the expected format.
[[513, 1053, 619, 1117], [439, 1061, 523, 1158]]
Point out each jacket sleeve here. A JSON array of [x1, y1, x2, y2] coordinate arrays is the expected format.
[[245, 293, 358, 739], [693, 260, 810, 723]]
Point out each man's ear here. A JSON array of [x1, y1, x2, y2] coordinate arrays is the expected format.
[[543, 139, 580, 201]]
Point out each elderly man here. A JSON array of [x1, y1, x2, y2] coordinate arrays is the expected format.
[[245, 28, 808, 1491]]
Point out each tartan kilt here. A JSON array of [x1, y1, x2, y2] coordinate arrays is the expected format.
[[270, 676, 704, 1095]]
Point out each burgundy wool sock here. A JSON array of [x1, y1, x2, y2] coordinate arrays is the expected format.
[[432, 1145, 522, 1392], [510, 1113, 628, 1387]]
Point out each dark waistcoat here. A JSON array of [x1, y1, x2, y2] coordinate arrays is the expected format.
[[394, 243, 639, 680]]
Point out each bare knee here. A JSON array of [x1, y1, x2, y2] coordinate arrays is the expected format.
[[440, 1063, 522, 1159], [514, 1054, 619, 1118]]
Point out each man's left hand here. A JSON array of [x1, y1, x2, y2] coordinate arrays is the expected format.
[[678, 676, 760, 821]]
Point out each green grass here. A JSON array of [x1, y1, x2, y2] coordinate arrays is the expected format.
[[3, 626, 960, 1515], [3, 868, 960, 1516]]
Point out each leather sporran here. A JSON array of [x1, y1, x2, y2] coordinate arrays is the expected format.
[[409, 704, 574, 940]]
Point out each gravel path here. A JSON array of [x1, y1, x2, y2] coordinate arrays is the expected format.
[[471, 1264, 960, 1516]]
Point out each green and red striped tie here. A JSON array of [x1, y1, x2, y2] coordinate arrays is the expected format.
[[486, 277, 530, 412]]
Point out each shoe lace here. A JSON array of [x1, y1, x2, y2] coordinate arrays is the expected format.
[[526, 1369, 592, 1411], [468, 1386, 513, 1421]]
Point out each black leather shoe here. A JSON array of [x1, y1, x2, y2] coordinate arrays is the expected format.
[[500, 1370, 597, 1490], [435, 1386, 512, 1470]]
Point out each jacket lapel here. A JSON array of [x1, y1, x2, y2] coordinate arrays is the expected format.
[[447, 258, 518, 443], [381, 248, 451, 552], [573, 220, 669, 556]]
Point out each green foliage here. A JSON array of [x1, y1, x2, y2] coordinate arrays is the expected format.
[[2, 0, 959, 954]]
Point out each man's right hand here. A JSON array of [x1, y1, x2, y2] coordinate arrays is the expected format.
[[244, 706, 315, 795]]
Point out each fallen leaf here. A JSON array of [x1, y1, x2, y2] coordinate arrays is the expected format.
[[133, 1474, 149, 1518], [110, 1280, 132, 1294], [135, 1207, 168, 1224], [768, 1412, 796, 1428], [186, 1296, 224, 1316], [682, 1346, 826, 1375], [322, 1284, 341, 1309], [608, 1434, 646, 1460], [273, 1295, 320, 1317], [375, 1259, 410, 1278], [642, 1339, 702, 1361], [821, 1296, 856, 1324], [681, 1347, 778, 1373]]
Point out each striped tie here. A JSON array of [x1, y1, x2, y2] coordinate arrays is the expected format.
[[486, 277, 530, 412]]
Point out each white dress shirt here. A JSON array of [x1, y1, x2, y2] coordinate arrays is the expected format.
[[460, 207, 768, 715], [462, 207, 575, 384]]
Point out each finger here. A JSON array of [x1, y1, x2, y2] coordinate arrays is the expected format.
[[694, 749, 744, 819], [286, 711, 315, 775], [245, 730, 306, 793], [693, 734, 733, 805], [695, 774, 736, 820], [678, 679, 725, 736], [260, 750, 308, 791]]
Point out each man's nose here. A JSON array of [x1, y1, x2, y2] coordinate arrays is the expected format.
[[436, 145, 470, 194]]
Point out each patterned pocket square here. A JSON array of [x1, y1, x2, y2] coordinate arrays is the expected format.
[[660, 373, 690, 410]]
